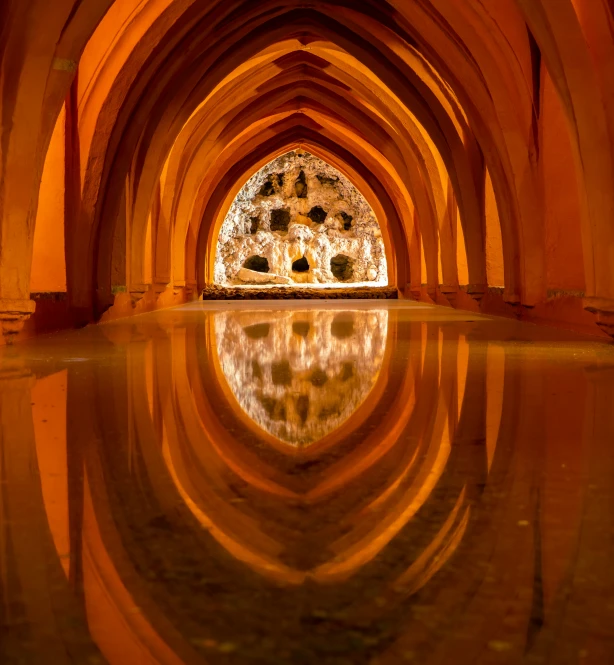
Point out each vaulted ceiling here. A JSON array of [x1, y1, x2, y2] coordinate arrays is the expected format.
[[1, 0, 614, 336]]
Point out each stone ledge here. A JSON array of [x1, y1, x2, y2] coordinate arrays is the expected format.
[[202, 286, 399, 300], [0, 298, 37, 340], [31, 291, 68, 302], [584, 297, 614, 338]]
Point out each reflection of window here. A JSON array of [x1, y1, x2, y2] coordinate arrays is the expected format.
[[339, 362, 354, 382], [271, 361, 292, 386], [292, 321, 310, 337], [310, 368, 328, 387], [243, 323, 270, 339], [331, 313, 355, 339], [295, 395, 309, 424], [252, 360, 263, 379]]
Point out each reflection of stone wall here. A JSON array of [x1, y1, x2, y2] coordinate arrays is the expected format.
[[214, 309, 388, 446], [215, 151, 387, 286]]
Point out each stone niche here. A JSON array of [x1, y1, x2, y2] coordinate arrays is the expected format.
[[214, 151, 388, 286]]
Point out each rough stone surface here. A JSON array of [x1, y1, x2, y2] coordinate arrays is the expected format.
[[215, 151, 388, 286], [202, 285, 398, 300], [273, 275, 293, 285], [237, 268, 277, 284]]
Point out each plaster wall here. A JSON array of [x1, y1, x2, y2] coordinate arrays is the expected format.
[[31, 106, 67, 293], [540, 68, 586, 292], [485, 170, 505, 287]]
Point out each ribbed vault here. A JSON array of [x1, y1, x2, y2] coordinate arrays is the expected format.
[[2, 0, 614, 337]]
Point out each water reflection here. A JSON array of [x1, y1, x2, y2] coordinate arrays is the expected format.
[[1, 303, 613, 664], [214, 309, 388, 446]]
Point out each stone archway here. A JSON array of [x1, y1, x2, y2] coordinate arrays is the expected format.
[[214, 151, 388, 287]]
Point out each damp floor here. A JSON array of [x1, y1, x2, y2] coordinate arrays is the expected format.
[[1, 300, 613, 664]]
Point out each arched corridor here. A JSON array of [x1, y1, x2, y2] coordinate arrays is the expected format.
[[1, 0, 614, 338], [2, 2, 614, 662]]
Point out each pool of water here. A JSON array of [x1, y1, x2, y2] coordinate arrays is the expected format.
[[1, 300, 613, 664]]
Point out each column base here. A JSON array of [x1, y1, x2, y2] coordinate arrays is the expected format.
[[0, 299, 36, 341], [464, 284, 487, 304], [440, 285, 458, 307], [129, 284, 149, 304], [584, 298, 614, 339]]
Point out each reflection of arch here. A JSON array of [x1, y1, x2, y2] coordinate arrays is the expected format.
[[49, 314, 500, 624], [165, 314, 476, 574], [212, 309, 389, 446], [156, 314, 483, 586], [20, 305, 610, 662], [187, 308, 399, 476]]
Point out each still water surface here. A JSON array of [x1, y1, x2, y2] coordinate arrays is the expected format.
[[1, 301, 613, 664]]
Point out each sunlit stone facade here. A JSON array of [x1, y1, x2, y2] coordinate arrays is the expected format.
[[214, 151, 387, 287]]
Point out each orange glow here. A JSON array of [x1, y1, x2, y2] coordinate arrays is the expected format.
[[2, 0, 614, 338], [31, 106, 67, 293]]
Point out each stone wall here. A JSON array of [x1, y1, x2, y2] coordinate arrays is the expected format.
[[215, 151, 388, 286]]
